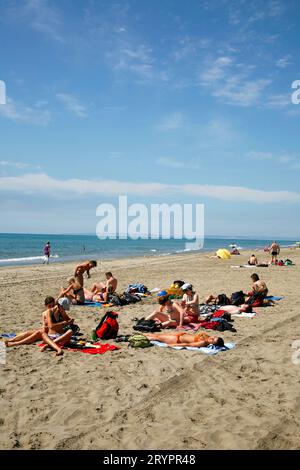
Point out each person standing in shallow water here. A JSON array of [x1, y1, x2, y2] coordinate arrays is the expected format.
[[43, 241, 51, 264]]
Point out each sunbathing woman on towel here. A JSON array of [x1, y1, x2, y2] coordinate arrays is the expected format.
[[144, 331, 224, 348], [145, 291, 184, 328]]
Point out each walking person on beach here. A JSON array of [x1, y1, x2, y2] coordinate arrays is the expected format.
[[270, 241, 280, 264], [43, 241, 51, 264]]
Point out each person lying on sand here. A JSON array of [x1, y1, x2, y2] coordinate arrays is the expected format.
[[40, 296, 74, 353], [181, 283, 200, 323], [215, 304, 253, 315], [84, 271, 118, 303], [144, 331, 224, 348], [74, 260, 97, 287], [59, 277, 85, 305], [145, 290, 184, 328]]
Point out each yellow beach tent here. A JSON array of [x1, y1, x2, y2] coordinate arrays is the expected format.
[[216, 248, 231, 259]]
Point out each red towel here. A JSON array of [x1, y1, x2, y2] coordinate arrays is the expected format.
[[38, 342, 120, 354]]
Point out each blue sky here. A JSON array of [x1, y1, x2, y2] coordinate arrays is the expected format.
[[0, 0, 300, 237]]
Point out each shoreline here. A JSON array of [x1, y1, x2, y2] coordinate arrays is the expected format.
[[0, 240, 298, 269]]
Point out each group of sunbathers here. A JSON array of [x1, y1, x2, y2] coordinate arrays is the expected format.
[[4, 262, 117, 356], [4, 261, 272, 355]]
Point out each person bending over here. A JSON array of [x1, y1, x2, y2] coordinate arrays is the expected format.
[[74, 260, 97, 287]]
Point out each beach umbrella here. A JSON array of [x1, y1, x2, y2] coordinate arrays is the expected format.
[[216, 248, 231, 259]]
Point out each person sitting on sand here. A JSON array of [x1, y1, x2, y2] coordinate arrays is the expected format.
[[181, 283, 200, 323], [40, 296, 73, 353], [145, 290, 184, 329], [245, 273, 269, 307], [59, 277, 85, 305], [85, 271, 118, 303], [248, 254, 258, 266], [144, 331, 224, 348], [4, 328, 66, 356], [74, 260, 97, 287], [4, 298, 73, 356]]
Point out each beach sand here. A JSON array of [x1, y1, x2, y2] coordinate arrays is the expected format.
[[1, 248, 300, 450]]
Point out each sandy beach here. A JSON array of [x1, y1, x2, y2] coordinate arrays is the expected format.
[[1, 248, 300, 450]]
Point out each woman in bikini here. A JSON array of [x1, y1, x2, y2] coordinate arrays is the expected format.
[[144, 331, 224, 348], [59, 278, 85, 305], [40, 296, 73, 353], [145, 291, 184, 328]]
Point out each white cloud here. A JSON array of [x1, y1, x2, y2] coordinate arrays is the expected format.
[[157, 112, 185, 130], [0, 173, 299, 204], [0, 97, 51, 126], [5, 0, 64, 42], [246, 151, 273, 160], [276, 56, 292, 68], [200, 56, 271, 107], [56, 93, 87, 118], [156, 158, 185, 169], [0, 160, 41, 170]]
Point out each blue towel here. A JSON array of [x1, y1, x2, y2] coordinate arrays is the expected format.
[[73, 302, 103, 307], [266, 296, 284, 301], [150, 340, 235, 355], [0, 333, 16, 338]]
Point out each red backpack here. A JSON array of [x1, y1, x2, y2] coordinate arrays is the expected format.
[[95, 311, 119, 339]]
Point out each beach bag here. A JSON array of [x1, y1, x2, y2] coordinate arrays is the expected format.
[[128, 334, 152, 348], [108, 293, 128, 306], [172, 280, 185, 288], [216, 294, 231, 306], [284, 259, 293, 266], [94, 311, 119, 339], [230, 291, 245, 306], [133, 318, 161, 333], [126, 284, 148, 294], [123, 292, 141, 304], [278, 260, 284, 266]]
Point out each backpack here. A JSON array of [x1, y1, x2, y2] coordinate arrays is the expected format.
[[230, 291, 245, 306], [133, 318, 161, 333], [108, 293, 128, 307], [93, 311, 119, 340], [128, 334, 152, 348], [284, 259, 293, 266], [216, 294, 231, 306], [123, 292, 141, 304]]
